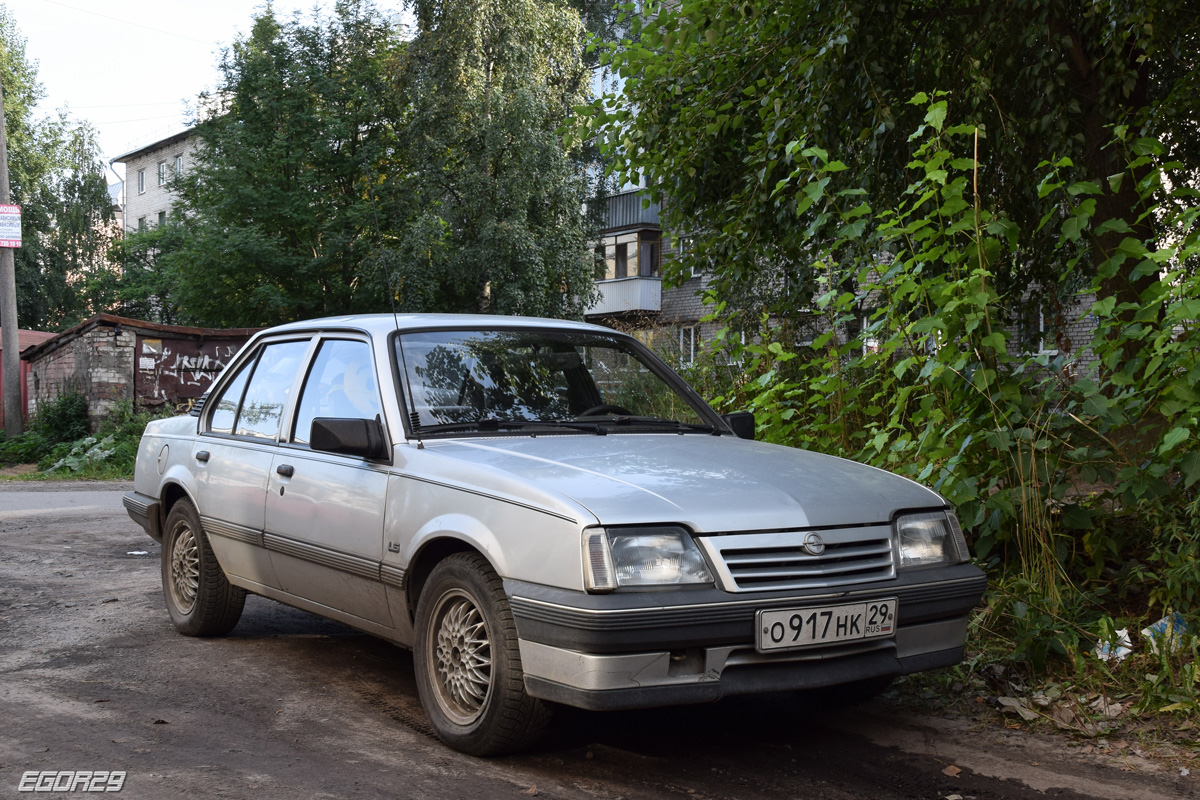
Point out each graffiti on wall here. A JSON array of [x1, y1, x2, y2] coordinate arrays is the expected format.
[[134, 336, 245, 406]]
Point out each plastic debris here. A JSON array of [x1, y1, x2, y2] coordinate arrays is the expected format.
[[1141, 612, 1189, 655], [1094, 628, 1132, 662]]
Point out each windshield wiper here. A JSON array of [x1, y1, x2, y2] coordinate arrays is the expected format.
[[576, 415, 720, 434], [418, 418, 531, 434], [418, 418, 608, 435]]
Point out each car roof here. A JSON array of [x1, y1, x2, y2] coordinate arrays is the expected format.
[[256, 313, 623, 338]]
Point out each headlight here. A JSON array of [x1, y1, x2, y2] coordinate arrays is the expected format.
[[583, 526, 714, 592], [896, 511, 969, 569]]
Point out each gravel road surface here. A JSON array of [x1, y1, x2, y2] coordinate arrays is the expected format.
[[0, 482, 1193, 799]]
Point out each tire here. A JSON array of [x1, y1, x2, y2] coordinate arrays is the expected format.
[[413, 552, 552, 756], [161, 499, 246, 636]]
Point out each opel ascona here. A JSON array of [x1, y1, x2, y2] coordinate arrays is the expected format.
[[125, 314, 986, 755]]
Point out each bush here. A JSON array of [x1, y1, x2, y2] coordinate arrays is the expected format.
[[40, 400, 167, 478], [29, 392, 89, 443], [0, 392, 90, 467], [687, 101, 1200, 719]]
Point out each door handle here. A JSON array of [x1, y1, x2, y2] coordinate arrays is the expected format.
[[276, 464, 295, 478], [195, 450, 210, 463]]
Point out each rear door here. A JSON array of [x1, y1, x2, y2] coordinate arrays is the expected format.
[[194, 338, 312, 591]]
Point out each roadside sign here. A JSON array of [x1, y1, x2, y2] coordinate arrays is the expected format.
[[0, 205, 20, 248]]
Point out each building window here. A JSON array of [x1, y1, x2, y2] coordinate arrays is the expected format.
[[678, 325, 697, 365], [158, 211, 167, 227], [862, 314, 881, 355], [157, 161, 167, 186], [137, 169, 146, 194], [1022, 306, 1059, 356], [597, 231, 657, 281], [173, 154, 183, 177], [137, 216, 147, 231], [638, 231, 661, 277]]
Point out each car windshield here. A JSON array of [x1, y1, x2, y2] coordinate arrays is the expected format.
[[395, 329, 713, 433]]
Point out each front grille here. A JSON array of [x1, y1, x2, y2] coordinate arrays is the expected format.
[[697, 525, 895, 592]]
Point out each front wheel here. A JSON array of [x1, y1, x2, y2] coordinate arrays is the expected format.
[[161, 499, 245, 636], [413, 552, 552, 755]]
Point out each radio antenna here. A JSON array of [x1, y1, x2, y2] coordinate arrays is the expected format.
[[361, 142, 421, 446]]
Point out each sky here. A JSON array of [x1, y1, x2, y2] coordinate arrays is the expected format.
[[10, 0, 409, 185]]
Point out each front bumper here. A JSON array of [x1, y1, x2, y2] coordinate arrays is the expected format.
[[507, 563, 985, 710]]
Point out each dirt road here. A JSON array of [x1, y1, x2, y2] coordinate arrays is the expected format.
[[0, 481, 1193, 799]]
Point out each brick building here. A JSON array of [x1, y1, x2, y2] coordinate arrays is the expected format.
[[22, 314, 257, 429]]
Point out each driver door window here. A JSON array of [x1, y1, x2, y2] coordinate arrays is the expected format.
[[292, 339, 383, 444]]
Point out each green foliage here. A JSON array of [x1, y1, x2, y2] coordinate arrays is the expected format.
[[707, 107, 1200, 611], [29, 391, 88, 443], [387, 0, 597, 317], [637, 92, 1200, 712], [109, 0, 597, 327], [44, 435, 117, 474], [0, 392, 89, 467], [154, 1, 404, 327], [39, 401, 165, 479], [92, 221, 188, 325], [0, 9, 118, 330], [0, 429, 49, 466], [584, 0, 1200, 331]]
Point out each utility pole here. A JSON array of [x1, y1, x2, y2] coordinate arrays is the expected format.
[[0, 79, 21, 437]]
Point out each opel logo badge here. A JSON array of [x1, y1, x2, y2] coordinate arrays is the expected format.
[[803, 532, 826, 556]]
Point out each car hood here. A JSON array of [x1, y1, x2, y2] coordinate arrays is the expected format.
[[421, 434, 944, 532]]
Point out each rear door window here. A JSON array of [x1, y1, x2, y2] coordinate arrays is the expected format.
[[207, 358, 253, 435], [234, 340, 310, 439]]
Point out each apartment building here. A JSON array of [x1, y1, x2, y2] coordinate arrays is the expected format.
[[584, 189, 715, 365], [111, 129, 195, 233]]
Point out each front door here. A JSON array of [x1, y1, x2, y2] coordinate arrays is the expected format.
[[263, 338, 393, 626]]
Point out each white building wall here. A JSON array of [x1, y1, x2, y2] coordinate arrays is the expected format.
[[115, 132, 197, 233]]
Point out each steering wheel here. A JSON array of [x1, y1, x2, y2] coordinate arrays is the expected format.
[[578, 404, 633, 417]]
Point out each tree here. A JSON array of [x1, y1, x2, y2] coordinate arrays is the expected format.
[[99, 221, 186, 325], [588, 1, 1200, 334], [0, 8, 115, 330], [385, 0, 596, 318], [162, 0, 405, 328]]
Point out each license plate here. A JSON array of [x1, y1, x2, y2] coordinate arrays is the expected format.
[[756, 598, 897, 652]]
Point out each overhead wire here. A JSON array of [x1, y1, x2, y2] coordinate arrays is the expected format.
[[31, 0, 216, 45]]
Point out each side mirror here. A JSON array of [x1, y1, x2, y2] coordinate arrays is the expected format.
[[310, 417, 390, 460], [721, 411, 755, 440]]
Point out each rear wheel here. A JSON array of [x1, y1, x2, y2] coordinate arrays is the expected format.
[[161, 499, 245, 636], [414, 552, 552, 755]]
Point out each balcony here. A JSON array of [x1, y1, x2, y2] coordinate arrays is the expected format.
[[587, 189, 660, 232], [588, 277, 662, 317]]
